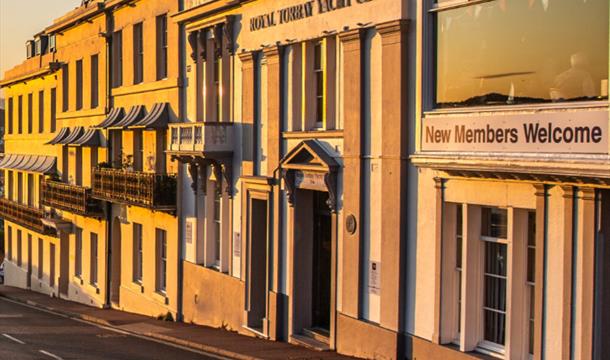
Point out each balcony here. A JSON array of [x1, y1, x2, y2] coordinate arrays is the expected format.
[[41, 180, 103, 217], [0, 197, 55, 235], [92, 168, 176, 212], [169, 122, 233, 154]]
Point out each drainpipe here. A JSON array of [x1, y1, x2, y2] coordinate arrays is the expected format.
[[175, 16, 187, 322], [103, 6, 113, 308]]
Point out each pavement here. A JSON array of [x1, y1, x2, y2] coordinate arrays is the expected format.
[[0, 286, 354, 360]]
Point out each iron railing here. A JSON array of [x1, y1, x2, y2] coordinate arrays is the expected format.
[[0, 197, 54, 235], [92, 168, 176, 211], [41, 180, 102, 217]]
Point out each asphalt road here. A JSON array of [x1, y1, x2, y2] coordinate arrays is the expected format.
[[0, 297, 221, 360]]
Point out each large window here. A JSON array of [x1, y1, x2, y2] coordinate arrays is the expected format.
[[62, 64, 69, 112], [27, 93, 33, 134], [313, 41, 325, 128], [38, 238, 43, 279], [17, 229, 22, 267], [435, 0, 609, 108], [156, 14, 168, 80], [7, 97, 13, 134], [133, 223, 143, 284], [213, 184, 221, 268], [91, 54, 99, 108], [527, 211, 536, 356], [112, 31, 123, 88], [50, 88, 57, 132], [75, 227, 83, 278], [18, 95, 23, 134], [90, 233, 98, 286], [133, 22, 144, 85], [156, 228, 167, 294], [76, 59, 83, 110], [38, 90, 44, 133]]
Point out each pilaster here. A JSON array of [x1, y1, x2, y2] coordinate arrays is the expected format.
[[338, 28, 365, 319]]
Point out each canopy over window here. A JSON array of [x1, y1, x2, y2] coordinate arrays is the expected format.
[[0, 154, 56, 174]]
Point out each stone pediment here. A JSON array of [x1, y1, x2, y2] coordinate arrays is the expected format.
[[281, 140, 339, 212], [280, 139, 339, 172]]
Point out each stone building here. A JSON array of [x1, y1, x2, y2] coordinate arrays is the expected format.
[[1, 1, 609, 360], [0, 0, 181, 319], [169, 1, 410, 358], [410, 1, 610, 359]]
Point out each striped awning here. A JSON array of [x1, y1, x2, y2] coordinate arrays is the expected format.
[[58, 126, 85, 145], [129, 103, 169, 129], [109, 105, 146, 129], [96, 108, 125, 128], [69, 128, 101, 147], [45, 127, 71, 145], [0, 154, 56, 174]]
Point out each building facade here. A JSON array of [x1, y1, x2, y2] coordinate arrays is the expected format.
[[0, 0, 181, 319], [1, 1, 609, 360], [170, 0, 410, 358], [410, 1, 610, 360]]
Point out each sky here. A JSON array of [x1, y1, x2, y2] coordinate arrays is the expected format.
[[0, 0, 81, 102]]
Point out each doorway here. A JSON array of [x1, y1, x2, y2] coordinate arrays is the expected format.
[[246, 198, 268, 331], [311, 191, 331, 332]]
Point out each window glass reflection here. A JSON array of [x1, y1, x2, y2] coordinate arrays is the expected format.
[[436, 0, 609, 108]]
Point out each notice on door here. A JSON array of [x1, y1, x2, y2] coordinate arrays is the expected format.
[[369, 261, 381, 295], [422, 110, 609, 154]]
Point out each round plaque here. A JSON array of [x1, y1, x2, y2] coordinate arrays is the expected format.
[[346, 214, 357, 235]]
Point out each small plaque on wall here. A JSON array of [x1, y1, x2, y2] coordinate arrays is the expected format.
[[233, 232, 241, 257], [369, 261, 381, 295]]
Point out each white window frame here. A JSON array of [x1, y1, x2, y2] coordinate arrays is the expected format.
[[443, 204, 534, 359]]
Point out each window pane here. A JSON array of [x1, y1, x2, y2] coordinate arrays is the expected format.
[[481, 207, 508, 239], [436, 0, 609, 108], [483, 241, 507, 346]]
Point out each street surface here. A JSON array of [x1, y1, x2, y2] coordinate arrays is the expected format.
[[0, 297, 221, 360]]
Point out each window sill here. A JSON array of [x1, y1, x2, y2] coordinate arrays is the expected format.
[[152, 290, 169, 305], [128, 281, 144, 293]]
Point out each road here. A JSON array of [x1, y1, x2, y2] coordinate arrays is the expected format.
[[0, 297, 222, 360]]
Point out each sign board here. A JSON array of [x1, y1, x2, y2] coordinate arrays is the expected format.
[[248, 0, 374, 32], [233, 232, 241, 257], [185, 218, 196, 244], [422, 110, 609, 154], [368, 261, 381, 295], [294, 170, 327, 191]]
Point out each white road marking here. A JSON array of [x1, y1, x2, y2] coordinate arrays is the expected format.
[[0, 297, 230, 359], [39, 350, 64, 360], [2, 333, 25, 344], [0, 314, 23, 318]]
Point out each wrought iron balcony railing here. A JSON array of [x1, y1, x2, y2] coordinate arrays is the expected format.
[[92, 168, 176, 211], [0, 197, 55, 235], [169, 122, 233, 153], [41, 180, 103, 217]]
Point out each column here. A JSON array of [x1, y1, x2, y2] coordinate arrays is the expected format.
[[338, 28, 364, 318], [544, 186, 573, 360], [264, 45, 281, 287], [574, 188, 596, 360], [378, 19, 409, 332]]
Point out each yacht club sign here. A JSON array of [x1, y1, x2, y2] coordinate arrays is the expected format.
[[249, 0, 373, 32], [422, 110, 609, 154]]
